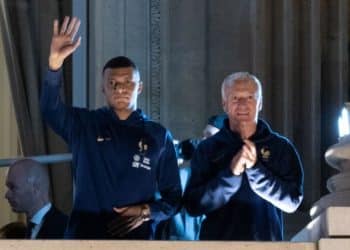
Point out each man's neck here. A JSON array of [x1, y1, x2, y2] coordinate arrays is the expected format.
[[114, 108, 135, 120], [27, 200, 50, 220], [230, 120, 257, 139]]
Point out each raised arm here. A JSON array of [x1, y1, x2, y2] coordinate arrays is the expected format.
[[40, 16, 83, 143]]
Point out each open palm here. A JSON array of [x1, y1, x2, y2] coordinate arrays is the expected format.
[[49, 16, 81, 70]]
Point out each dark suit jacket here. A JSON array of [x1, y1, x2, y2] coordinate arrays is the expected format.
[[35, 206, 68, 239]]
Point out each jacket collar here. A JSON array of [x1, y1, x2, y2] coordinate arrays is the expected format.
[[221, 118, 274, 144], [103, 107, 148, 126]]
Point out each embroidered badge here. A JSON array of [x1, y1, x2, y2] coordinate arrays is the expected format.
[[138, 140, 148, 153], [96, 136, 111, 142], [260, 147, 271, 161], [143, 157, 150, 165], [132, 139, 151, 170], [133, 154, 141, 162]]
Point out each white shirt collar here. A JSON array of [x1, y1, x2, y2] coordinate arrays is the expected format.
[[30, 203, 52, 225]]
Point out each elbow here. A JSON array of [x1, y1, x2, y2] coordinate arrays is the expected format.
[[283, 194, 303, 213]]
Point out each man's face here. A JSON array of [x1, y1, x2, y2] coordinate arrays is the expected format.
[[5, 167, 34, 214], [222, 78, 262, 125], [102, 67, 142, 113]]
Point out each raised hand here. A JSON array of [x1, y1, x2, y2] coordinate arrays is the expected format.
[[49, 16, 81, 70]]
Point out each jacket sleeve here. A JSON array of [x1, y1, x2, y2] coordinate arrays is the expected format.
[[148, 131, 182, 222], [40, 69, 81, 144], [183, 143, 243, 216], [245, 139, 304, 213]]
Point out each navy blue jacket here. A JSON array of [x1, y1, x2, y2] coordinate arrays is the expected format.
[[40, 70, 182, 239], [36, 206, 68, 239], [184, 119, 303, 240]]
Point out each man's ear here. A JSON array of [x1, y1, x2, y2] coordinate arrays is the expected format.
[[101, 82, 105, 94], [31, 181, 40, 196], [137, 82, 143, 95], [222, 99, 227, 112], [258, 97, 263, 111]]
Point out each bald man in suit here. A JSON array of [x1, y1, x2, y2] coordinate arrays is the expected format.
[[5, 159, 67, 239]]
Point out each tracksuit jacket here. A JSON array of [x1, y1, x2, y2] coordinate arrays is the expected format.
[[184, 119, 304, 240], [40, 69, 182, 239]]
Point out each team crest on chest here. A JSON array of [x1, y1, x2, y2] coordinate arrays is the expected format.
[[260, 146, 271, 161], [139, 140, 148, 152]]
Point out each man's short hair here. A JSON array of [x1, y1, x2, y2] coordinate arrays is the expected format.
[[221, 72, 262, 101], [102, 56, 140, 82]]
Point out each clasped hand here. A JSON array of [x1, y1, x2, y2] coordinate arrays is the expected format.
[[230, 139, 257, 175], [107, 205, 147, 237]]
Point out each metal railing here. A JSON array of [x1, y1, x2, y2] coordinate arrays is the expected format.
[[0, 153, 72, 167]]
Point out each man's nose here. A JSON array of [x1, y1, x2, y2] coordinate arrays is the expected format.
[[5, 190, 10, 200], [237, 97, 248, 104], [113, 83, 127, 92]]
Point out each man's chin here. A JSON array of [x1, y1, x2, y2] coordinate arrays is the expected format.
[[113, 105, 132, 112], [10, 206, 20, 213], [236, 117, 253, 122]]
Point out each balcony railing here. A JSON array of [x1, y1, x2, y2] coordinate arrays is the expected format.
[[0, 153, 72, 167]]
